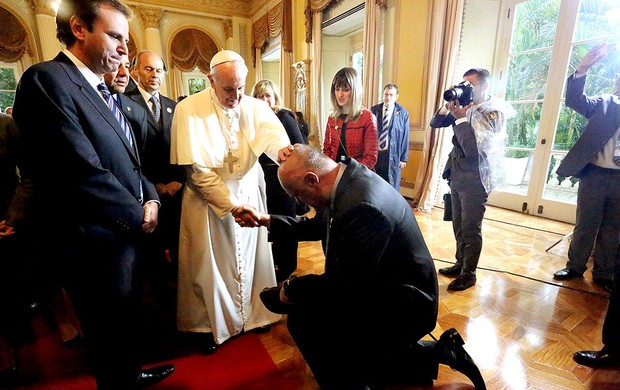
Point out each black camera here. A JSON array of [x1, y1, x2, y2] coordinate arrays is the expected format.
[[443, 81, 474, 106]]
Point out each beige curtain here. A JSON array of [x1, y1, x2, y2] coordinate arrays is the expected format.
[[310, 7, 323, 146], [170, 29, 218, 73], [253, 2, 284, 50], [411, 0, 465, 211], [0, 8, 28, 63], [280, 0, 293, 108], [362, 0, 386, 108], [254, 47, 263, 85]]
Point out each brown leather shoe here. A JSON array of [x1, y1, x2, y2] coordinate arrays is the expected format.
[[447, 274, 476, 291], [573, 348, 620, 368], [438, 264, 462, 277]]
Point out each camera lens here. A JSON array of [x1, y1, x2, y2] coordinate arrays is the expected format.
[[443, 87, 461, 102]]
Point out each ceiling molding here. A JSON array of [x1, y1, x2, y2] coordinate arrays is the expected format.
[[125, 0, 253, 18]]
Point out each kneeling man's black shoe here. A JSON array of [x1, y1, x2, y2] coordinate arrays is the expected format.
[[260, 287, 293, 314], [136, 364, 175, 387], [573, 348, 620, 368], [437, 328, 486, 390]]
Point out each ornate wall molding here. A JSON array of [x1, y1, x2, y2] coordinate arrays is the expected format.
[[223, 18, 232, 40], [138, 6, 164, 28], [30, 0, 56, 17]]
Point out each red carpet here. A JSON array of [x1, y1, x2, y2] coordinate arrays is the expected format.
[[10, 318, 290, 390]]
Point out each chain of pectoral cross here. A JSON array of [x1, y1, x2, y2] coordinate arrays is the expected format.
[[221, 108, 239, 173]]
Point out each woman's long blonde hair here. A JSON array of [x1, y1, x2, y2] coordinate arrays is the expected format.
[[251, 79, 285, 113], [330, 67, 363, 121]]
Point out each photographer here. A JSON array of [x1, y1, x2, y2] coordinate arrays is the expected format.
[[430, 68, 510, 291]]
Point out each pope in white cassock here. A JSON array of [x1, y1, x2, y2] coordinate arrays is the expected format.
[[170, 50, 290, 350]]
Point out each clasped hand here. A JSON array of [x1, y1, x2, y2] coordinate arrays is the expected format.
[[232, 205, 268, 228]]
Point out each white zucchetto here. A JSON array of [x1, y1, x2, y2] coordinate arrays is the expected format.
[[210, 50, 245, 68]]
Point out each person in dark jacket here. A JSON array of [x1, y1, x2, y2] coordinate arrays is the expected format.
[[252, 79, 305, 281], [238, 144, 486, 389]]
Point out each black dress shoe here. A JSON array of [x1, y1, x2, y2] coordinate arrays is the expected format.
[[260, 287, 293, 314], [593, 278, 614, 293], [447, 274, 476, 291], [438, 264, 462, 277], [573, 348, 620, 368], [136, 364, 175, 388], [199, 333, 217, 355], [437, 328, 486, 389], [553, 267, 582, 281]]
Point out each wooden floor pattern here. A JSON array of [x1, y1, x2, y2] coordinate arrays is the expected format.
[[258, 205, 620, 389]]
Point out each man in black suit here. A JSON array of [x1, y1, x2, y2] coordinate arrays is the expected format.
[[125, 50, 183, 288], [240, 144, 486, 389], [12, 0, 174, 388]]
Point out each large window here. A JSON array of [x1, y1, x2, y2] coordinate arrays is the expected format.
[[490, 0, 620, 222], [0, 62, 18, 110]]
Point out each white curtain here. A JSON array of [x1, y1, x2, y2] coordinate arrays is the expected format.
[[311, 11, 323, 147], [412, 0, 465, 211], [362, 0, 384, 108]]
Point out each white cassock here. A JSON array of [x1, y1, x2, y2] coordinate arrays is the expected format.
[[171, 88, 289, 344]]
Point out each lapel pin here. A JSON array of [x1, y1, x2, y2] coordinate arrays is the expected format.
[[166, 107, 172, 113], [127, 106, 131, 112]]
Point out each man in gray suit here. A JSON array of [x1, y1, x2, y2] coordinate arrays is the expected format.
[[552, 43, 620, 293]]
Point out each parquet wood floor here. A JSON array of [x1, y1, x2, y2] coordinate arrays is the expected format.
[[258, 205, 620, 389]]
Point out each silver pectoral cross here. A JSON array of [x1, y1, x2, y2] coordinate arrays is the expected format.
[[224, 150, 239, 173]]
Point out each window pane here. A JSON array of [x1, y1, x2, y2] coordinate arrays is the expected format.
[[505, 102, 541, 149], [506, 50, 552, 101], [0, 68, 16, 90], [542, 152, 578, 204], [0, 91, 15, 110], [510, 0, 560, 52], [553, 102, 587, 151], [573, 1, 620, 42], [188, 78, 206, 95]]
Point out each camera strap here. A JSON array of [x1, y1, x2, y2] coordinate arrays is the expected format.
[[337, 116, 349, 161]]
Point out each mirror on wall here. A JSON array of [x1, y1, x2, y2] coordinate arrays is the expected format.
[[320, 2, 365, 131]]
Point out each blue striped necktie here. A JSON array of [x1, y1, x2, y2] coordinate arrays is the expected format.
[[97, 83, 134, 148], [379, 105, 391, 150], [97, 83, 143, 202]]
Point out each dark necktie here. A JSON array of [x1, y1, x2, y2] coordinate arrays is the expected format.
[[150, 95, 161, 124], [97, 83, 134, 148], [97, 83, 143, 202], [379, 105, 390, 150]]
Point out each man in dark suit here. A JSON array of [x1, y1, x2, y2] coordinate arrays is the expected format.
[[240, 144, 486, 389], [552, 43, 620, 293], [371, 83, 410, 190], [124, 50, 183, 287], [12, 0, 174, 388]]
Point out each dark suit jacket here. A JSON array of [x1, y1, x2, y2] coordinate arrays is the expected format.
[[371, 102, 410, 187], [556, 73, 620, 178], [124, 87, 183, 185], [13, 52, 158, 238], [270, 158, 438, 340]]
